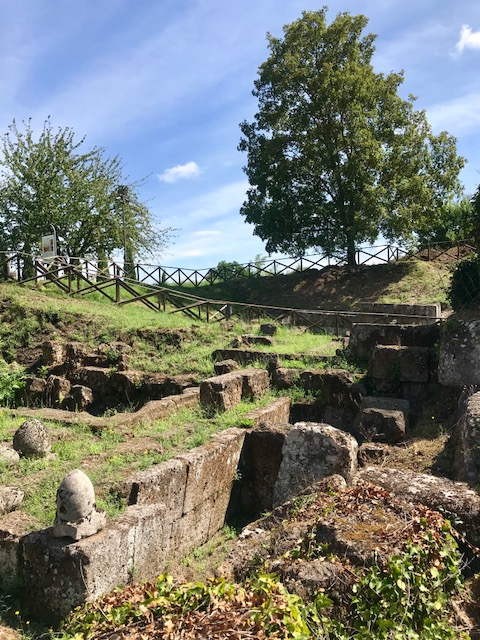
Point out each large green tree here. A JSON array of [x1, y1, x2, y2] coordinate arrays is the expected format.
[[239, 9, 465, 265], [415, 196, 474, 248], [0, 118, 170, 263]]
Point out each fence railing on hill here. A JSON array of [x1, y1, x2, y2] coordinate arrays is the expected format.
[[0, 241, 472, 326], [1, 241, 474, 289]]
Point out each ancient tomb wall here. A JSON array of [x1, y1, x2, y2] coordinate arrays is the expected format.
[[3, 389, 290, 624], [13, 428, 245, 623]]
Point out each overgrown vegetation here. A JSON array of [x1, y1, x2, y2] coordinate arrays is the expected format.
[[447, 253, 480, 310], [58, 525, 467, 639], [0, 358, 25, 405]]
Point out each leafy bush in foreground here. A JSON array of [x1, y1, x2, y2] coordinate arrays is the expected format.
[[448, 253, 480, 310]]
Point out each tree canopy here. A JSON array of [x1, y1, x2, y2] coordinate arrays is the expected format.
[[0, 118, 170, 263], [415, 196, 474, 249], [239, 8, 465, 265]]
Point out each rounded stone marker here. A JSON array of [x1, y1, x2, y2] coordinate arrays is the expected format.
[[54, 469, 105, 540], [0, 443, 20, 466], [12, 419, 51, 457], [56, 469, 96, 522]]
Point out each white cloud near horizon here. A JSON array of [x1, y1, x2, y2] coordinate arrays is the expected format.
[[456, 24, 480, 53], [158, 161, 201, 183]]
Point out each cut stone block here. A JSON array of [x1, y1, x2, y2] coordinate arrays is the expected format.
[[273, 422, 358, 507], [452, 391, 480, 484], [45, 375, 71, 407], [354, 397, 409, 443], [61, 385, 93, 411], [241, 369, 269, 400], [260, 323, 277, 336], [200, 369, 269, 414], [200, 372, 243, 414], [178, 429, 245, 515], [23, 376, 47, 406], [244, 397, 291, 427], [214, 359, 239, 375], [439, 320, 480, 387], [368, 345, 430, 383], [128, 458, 188, 520], [270, 367, 300, 390], [299, 369, 360, 411], [367, 345, 400, 381]]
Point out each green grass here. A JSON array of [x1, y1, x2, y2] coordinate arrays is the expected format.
[[0, 282, 339, 377], [0, 394, 276, 527], [376, 260, 451, 305], [243, 326, 339, 356]]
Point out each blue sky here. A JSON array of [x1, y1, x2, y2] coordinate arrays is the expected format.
[[1, 1, 480, 270]]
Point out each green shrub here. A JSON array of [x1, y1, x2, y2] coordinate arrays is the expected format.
[[447, 253, 480, 310], [0, 358, 25, 406]]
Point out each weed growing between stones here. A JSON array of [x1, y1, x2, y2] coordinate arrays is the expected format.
[[0, 359, 25, 406]]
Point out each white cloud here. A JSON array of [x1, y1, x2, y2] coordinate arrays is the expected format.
[[456, 24, 480, 53], [163, 217, 269, 268], [158, 161, 201, 183], [427, 92, 480, 133], [159, 180, 249, 226]]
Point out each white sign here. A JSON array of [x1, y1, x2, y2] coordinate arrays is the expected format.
[[41, 234, 57, 260]]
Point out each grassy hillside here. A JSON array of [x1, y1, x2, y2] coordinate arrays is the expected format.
[[173, 257, 453, 310]]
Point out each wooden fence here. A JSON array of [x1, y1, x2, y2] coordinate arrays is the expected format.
[[0, 241, 471, 328], [0, 243, 435, 288], [2, 241, 474, 289]]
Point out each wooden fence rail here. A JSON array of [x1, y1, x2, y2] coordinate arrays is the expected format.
[[0, 259, 444, 331], [0, 241, 473, 289], [0, 241, 472, 327]]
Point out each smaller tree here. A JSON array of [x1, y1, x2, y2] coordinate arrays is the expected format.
[[214, 260, 247, 281], [415, 197, 474, 248], [0, 118, 171, 267]]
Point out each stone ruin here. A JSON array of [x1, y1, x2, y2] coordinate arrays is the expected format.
[[12, 418, 52, 458], [1, 317, 480, 625], [20, 340, 198, 416]]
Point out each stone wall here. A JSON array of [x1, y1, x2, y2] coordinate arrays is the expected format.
[[349, 323, 440, 359], [4, 428, 246, 624], [356, 302, 441, 323], [438, 319, 480, 387], [452, 392, 480, 484]]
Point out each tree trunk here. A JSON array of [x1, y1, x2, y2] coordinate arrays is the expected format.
[[346, 235, 357, 266]]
